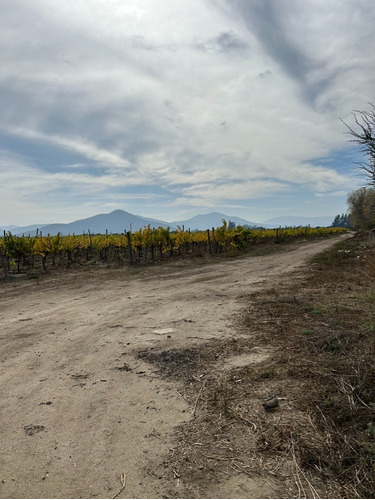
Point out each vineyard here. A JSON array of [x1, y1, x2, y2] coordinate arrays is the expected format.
[[0, 222, 347, 277]]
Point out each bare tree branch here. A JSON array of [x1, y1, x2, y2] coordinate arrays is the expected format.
[[341, 103, 375, 185]]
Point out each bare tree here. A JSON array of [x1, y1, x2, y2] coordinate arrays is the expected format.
[[341, 103, 375, 185]]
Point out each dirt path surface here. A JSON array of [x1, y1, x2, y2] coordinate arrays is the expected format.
[[0, 236, 347, 499]]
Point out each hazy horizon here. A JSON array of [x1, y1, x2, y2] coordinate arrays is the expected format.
[[1, 208, 338, 231]]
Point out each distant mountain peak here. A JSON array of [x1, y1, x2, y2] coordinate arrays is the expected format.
[[172, 212, 258, 230], [11, 210, 336, 236]]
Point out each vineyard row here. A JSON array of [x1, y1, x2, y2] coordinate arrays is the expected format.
[[0, 223, 347, 277]]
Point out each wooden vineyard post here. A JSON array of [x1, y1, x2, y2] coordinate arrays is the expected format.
[[1, 231, 8, 278], [1, 252, 8, 279], [212, 227, 216, 253], [126, 231, 134, 265], [207, 229, 212, 255], [87, 229, 93, 261]]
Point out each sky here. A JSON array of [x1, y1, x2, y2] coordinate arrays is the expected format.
[[1, 0, 375, 226]]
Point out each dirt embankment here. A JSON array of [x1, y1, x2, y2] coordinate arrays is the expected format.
[[0, 236, 348, 498]]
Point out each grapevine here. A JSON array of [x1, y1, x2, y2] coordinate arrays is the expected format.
[[0, 224, 347, 276]]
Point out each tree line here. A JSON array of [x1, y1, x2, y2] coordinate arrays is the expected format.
[[331, 213, 351, 228]]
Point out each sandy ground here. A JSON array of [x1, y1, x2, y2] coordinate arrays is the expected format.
[[0, 236, 347, 499]]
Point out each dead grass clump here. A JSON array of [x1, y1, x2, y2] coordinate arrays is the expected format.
[[165, 234, 375, 497], [237, 234, 375, 497]]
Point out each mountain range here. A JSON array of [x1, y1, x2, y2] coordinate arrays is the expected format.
[[1, 210, 336, 237]]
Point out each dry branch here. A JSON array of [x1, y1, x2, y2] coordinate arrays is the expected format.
[[112, 471, 126, 499]]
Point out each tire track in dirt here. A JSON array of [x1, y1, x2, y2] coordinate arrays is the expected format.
[[0, 235, 348, 498]]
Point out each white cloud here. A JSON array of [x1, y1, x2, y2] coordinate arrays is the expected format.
[[180, 179, 290, 201], [0, 0, 374, 224], [3, 126, 133, 170]]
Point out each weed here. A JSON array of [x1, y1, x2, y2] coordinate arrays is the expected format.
[[302, 304, 323, 315], [310, 305, 323, 315], [364, 290, 375, 303], [364, 321, 375, 333], [364, 442, 375, 460], [365, 422, 375, 439]]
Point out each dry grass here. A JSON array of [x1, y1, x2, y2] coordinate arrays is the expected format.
[[138, 231, 375, 498]]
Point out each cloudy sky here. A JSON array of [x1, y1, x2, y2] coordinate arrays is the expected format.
[[1, 0, 375, 226]]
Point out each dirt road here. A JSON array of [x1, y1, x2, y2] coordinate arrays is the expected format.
[[0, 236, 346, 498]]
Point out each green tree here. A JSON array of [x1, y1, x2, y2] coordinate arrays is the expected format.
[[331, 213, 351, 228], [347, 187, 375, 229]]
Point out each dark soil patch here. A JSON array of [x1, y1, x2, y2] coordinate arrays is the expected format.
[[136, 338, 254, 383]]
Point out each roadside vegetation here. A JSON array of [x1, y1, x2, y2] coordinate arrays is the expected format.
[[139, 231, 375, 498]]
